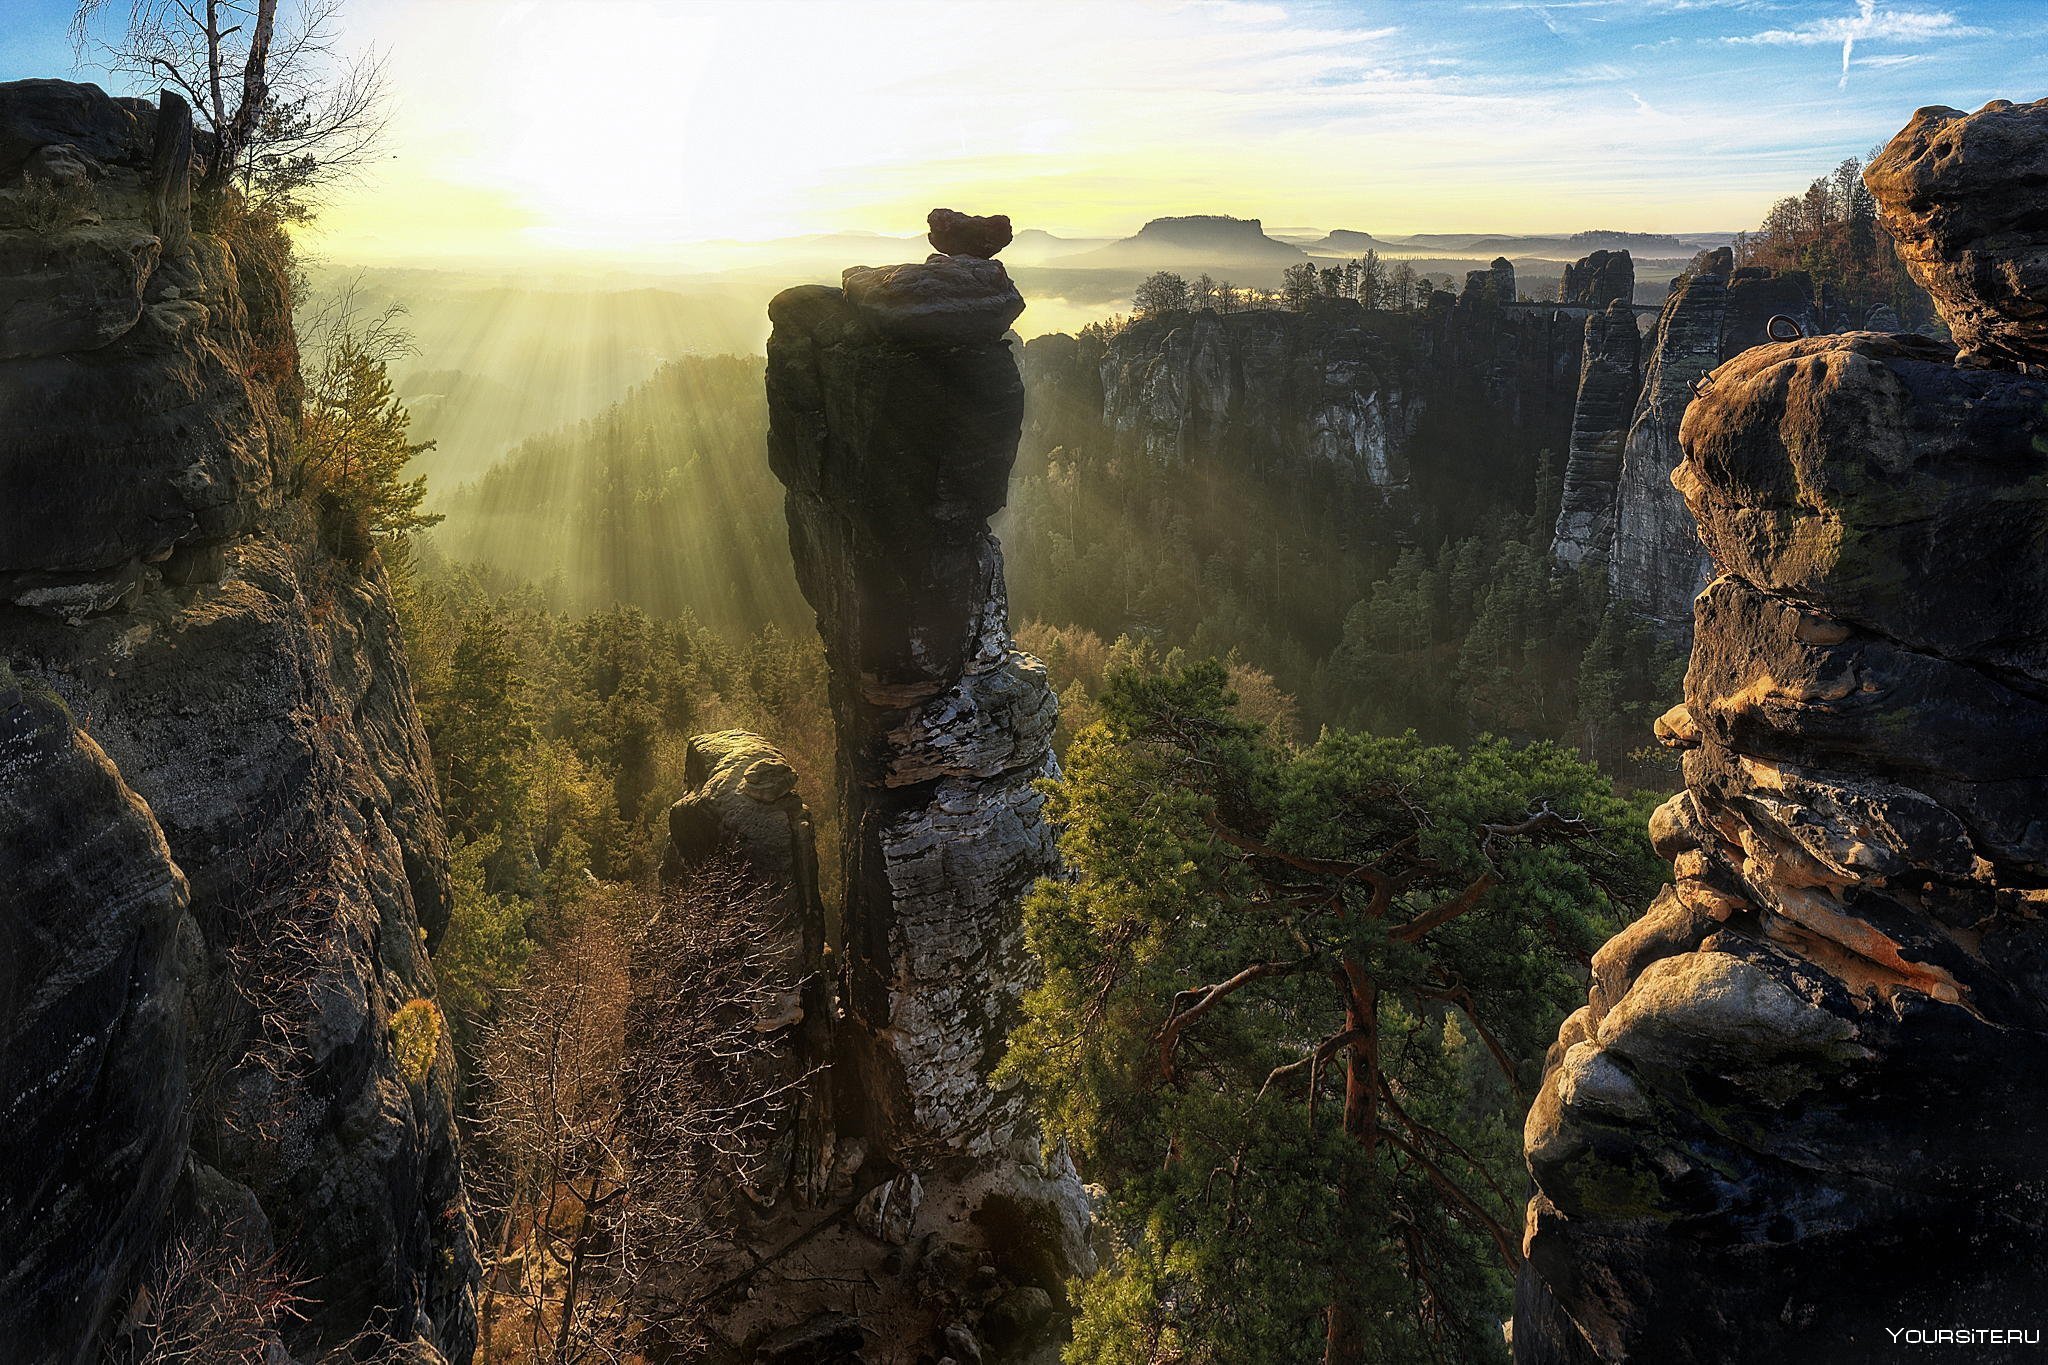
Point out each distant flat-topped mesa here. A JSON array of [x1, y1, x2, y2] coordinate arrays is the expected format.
[[1515, 104, 2048, 1364]]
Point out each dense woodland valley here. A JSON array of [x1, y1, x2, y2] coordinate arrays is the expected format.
[[9, 4, 2042, 1364]]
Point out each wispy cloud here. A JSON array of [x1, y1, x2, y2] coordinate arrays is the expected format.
[[1727, 0, 1988, 87]]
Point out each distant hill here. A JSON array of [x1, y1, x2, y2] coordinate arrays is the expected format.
[[1305, 228, 1397, 256], [1378, 229, 1730, 260], [1006, 227, 1112, 264], [1056, 215, 1308, 270]]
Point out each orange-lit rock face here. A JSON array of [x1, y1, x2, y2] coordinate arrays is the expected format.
[[1515, 101, 2048, 1365], [1865, 98, 2048, 372]]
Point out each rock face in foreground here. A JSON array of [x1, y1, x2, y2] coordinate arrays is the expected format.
[[0, 80, 474, 1361], [0, 687, 191, 1363], [1865, 97, 2048, 370], [1515, 106, 2048, 1365], [1602, 250, 1814, 629]]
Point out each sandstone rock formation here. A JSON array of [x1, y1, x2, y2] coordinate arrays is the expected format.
[[1603, 249, 1814, 629], [1549, 299, 1643, 570], [1865, 97, 2048, 370], [1032, 284, 1585, 527], [0, 80, 474, 1360], [0, 684, 193, 1364], [929, 206, 1013, 260], [1559, 249, 1633, 307], [1515, 107, 2048, 1364], [767, 252, 1059, 1159], [1463, 254, 1517, 307], [662, 729, 834, 1205], [748, 219, 1089, 1364]]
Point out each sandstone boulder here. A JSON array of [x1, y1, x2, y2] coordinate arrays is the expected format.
[[928, 207, 1013, 259], [841, 253, 1026, 344], [1865, 97, 2048, 369]]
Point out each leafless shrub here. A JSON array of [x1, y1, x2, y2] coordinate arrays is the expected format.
[[472, 859, 820, 1362], [102, 1221, 302, 1365], [72, 0, 389, 212]]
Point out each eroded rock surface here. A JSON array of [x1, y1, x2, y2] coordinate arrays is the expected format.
[[767, 246, 1057, 1159], [753, 223, 1088, 1364], [0, 687, 192, 1364], [1865, 97, 2048, 370], [929, 207, 1013, 260], [1559, 249, 1634, 307], [662, 729, 835, 1206], [1550, 299, 1643, 570], [1605, 249, 1814, 629], [1515, 108, 2048, 1365], [0, 80, 474, 1361]]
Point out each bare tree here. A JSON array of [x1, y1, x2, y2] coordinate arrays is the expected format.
[[472, 863, 819, 1362], [71, 0, 388, 212]]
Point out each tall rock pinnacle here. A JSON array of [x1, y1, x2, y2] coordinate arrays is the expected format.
[[1549, 298, 1643, 570], [1515, 99, 2048, 1363], [765, 222, 1059, 1160]]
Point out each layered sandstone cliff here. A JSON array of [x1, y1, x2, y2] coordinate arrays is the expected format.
[[0, 80, 474, 1361], [1549, 298, 1643, 571], [1515, 99, 2048, 1364], [1024, 271, 1584, 523]]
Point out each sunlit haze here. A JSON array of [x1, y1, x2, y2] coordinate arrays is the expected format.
[[10, 0, 2043, 267]]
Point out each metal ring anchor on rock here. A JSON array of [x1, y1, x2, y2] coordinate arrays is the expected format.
[[1767, 314, 1807, 342]]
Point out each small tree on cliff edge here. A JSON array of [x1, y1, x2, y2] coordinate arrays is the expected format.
[[1134, 270, 1191, 317], [72, 0, 386, 213], [1000, 658, 1657, 1365], [295, 294, 441, 562]]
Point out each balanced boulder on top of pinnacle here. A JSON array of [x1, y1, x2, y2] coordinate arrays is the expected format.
[[928, 207, 1012, 259]]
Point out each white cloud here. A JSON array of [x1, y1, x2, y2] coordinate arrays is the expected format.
[[1727, 1, 1987, 88]]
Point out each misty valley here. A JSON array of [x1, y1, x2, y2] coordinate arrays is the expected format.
[[4, 4, 2046, 1365]]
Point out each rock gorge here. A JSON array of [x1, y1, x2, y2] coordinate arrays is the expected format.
[[1515, 97, 2048, 1364], [0, 80, 474, 1360], [1550, 247, 1820, 635]]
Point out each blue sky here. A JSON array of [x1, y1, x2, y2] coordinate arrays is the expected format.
[[5, 0, 2042, 259]]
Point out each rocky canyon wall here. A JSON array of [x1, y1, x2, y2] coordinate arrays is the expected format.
[[1515, 98, 2048, 1364], [1022, 258, 1585, 529], [0, 80, 475, 1362], [1599, 250, 1814, 629], [1549, 297, 1643, 571]]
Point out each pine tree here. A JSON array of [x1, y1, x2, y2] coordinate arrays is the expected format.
[[1003, 659, 1657, 1365]]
